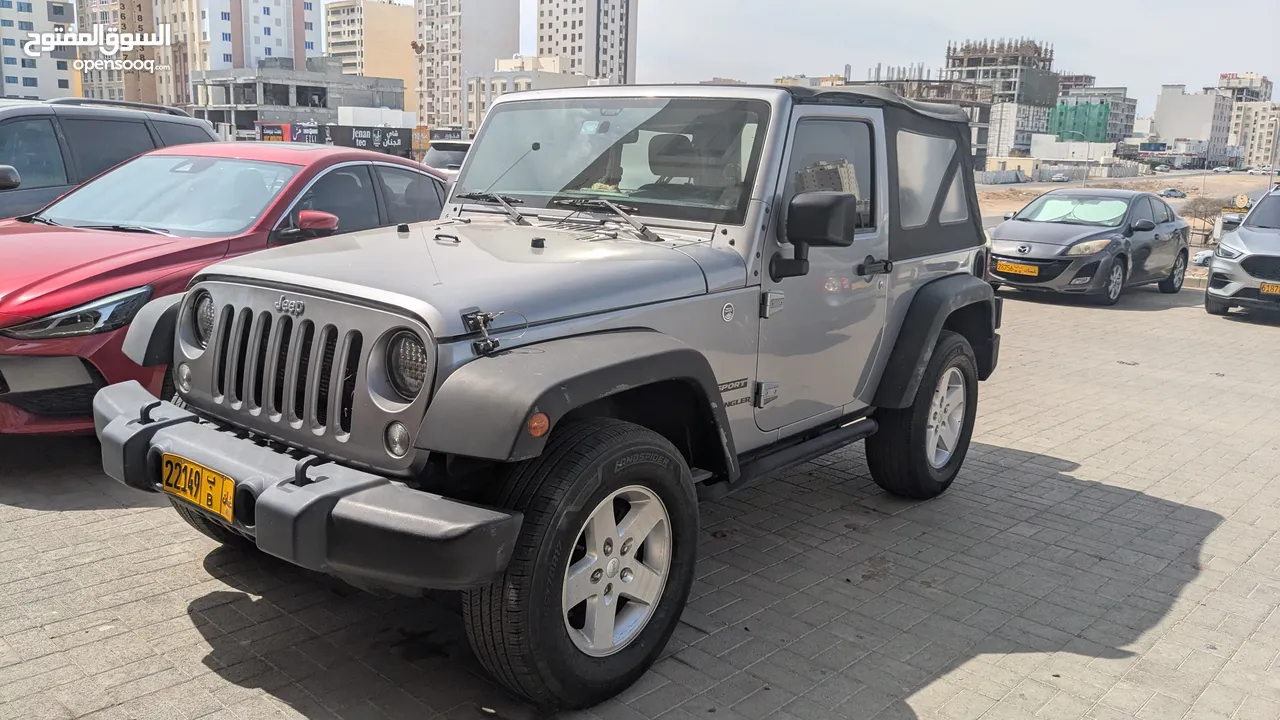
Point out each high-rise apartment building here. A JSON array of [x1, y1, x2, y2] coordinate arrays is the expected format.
[[1229, 102, 1279, 169], [151, 0, 324, 108], [0, 0, 75, 100], [413, 0, 518, 130], [535, 0, 635, 84], [1209, 72, 1273, 104], [75, 0, 158, 103], [326, 0, 417, 114]]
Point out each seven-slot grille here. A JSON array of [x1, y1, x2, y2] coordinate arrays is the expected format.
[[210, 305, 364, 437]]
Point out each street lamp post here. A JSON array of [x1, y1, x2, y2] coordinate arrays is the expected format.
[[1061, 130, 1091, 184]]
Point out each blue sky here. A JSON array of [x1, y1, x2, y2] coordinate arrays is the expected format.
[[517, 0, 1279, 115]]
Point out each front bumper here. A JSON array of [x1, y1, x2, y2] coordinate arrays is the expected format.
[[1206, 254, 1280, 310], [94, 380, 523, 591], [989, 252, 1112, 294]]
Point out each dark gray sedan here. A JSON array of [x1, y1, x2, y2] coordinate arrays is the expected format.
[[987, 188, 1190, 305]]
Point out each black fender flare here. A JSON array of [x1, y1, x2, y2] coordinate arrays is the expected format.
[[873, 274, 999, 409], [122, 293, 185, 368], [416, 330, 738, 477]]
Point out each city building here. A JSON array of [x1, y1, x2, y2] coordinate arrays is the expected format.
[[944, 39, 1060, 156], [1057, 72, 1094, 96], [151, 0, 326, 109], [773, 74, 845, 88], [413, 0, 519, 130], [0, 0, 75, 100], [1048, 87, 1137, 143], [460, 54, 590, 134], [1229, 101, 1279, 169], [190, 56, 403, 138], [326, 0, 416, 114], [851, 65, 993, 168], [1208, 72, 1273, 104], [698, 77, 744, 85], [1152, 84, 1237, 166], [1131, 116, 1152, 138], [535, 0, 635, 84]]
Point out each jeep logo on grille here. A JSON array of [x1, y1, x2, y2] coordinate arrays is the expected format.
[[274, 296, 305, 316]]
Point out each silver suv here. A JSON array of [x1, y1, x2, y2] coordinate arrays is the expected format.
[[1206, 187, 1280, 314], [93, 84, 1001, 710]]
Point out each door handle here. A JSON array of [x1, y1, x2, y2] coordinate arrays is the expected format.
[[857, 255, 892, 277]]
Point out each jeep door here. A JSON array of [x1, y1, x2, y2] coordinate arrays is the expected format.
[[754, 109, 888, 432]]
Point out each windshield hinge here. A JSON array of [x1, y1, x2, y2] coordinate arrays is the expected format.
[[461, 308, 502, 355]]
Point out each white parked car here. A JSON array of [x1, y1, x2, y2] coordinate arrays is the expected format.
[[1050, 173, 1070, 182], [1212, 166, 1234, 173]]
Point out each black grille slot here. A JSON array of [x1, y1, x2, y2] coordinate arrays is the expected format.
[[213, 306, 233, 398], [230, 309, 252, 404], [292, 321, 315, 422], [250, 313, 272, 410], [0, 370, 8, 395], [339, 332, 362, 435], [1241, 256, 1280, 282], [314, 326, 338, 428], [272, 316, 293, 415]]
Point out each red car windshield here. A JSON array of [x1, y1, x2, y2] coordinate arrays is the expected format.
[[37, 155, 299, 237]]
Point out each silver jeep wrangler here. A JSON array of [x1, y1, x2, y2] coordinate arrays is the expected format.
[[95, 84, 1001, 710]]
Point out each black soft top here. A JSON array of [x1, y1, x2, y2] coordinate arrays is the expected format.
[[775, 85, 972, 125]]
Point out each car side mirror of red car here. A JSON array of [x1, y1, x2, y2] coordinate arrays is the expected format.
[[0, 164, 22, 191], [278, 209, 339, 242]]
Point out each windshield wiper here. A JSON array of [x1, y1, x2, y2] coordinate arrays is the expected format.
[[77, 224, 172, 236], [552, 198, 663, 242], [20, 215, 59, 226], [454, 192, 529, 226]]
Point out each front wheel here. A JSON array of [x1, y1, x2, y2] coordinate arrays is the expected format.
[[1159, 252, 1187, 294], [866, 330, 979, 500], [462, 419, 698, 710], [1205, 291, 1230, 315], [1096, 258, 1126, 306]]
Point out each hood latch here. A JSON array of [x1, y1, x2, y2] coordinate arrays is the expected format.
[[461, 308, 503, 356]]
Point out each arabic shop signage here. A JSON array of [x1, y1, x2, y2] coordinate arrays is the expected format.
[[336, 126, 408, 152], [259, 124, 289, 141], [24, 23, 172, 72], [430, 127, 464, 141]]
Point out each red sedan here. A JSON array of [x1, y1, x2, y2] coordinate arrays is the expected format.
[[0, 142, 448, 434]]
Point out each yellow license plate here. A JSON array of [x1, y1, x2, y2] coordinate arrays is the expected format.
[[1261, 282, 1280, 296], [996, 260, 1039, 277], [160, 454, 235, 523]]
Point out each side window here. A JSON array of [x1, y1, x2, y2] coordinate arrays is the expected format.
[[1156, 200, 1174, 224], [154, 121, 216, 147], [1130, 197, 1155, 224], [61, 118, 155, 179], [0, 117, 67, 190], [294, 165, 380, 234], [374, 165, 444, 224], [897, 130, 957, 228], [783, 119, 875, 235]]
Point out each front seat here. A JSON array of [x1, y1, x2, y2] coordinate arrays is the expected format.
[[308, 172, 378, 232]]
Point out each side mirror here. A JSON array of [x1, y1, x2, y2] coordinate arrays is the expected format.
[[0, 165, 21, 191], [1003, 211, 1016, 221], [278, 209, 339, 241], [771, 191, 860, 281], [1131, 219, 1156, 232]]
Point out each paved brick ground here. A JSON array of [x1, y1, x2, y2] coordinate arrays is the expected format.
[[4, 287, 1280, 720]]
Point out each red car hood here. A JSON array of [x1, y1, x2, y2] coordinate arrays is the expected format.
[[0, 221, 227, 325]]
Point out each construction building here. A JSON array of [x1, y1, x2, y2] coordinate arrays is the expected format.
[[1048, 87, 1137, 143], [325, 0, 416, 114], [535, 0, 636, 84], [413, 0, 519, 130], [1229, 101, 1280, 169], [773, 74, 847, 88], [1057, 73, 1095, 97], [944, 39, 1060, 157], [853, 64, 993, 169], [1209, 73, 1273, 104]]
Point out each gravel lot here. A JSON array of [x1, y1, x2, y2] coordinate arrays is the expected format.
[[3, 287, 1280, 720]]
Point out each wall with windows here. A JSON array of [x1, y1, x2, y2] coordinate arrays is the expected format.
[[0, 0, 74, 99]]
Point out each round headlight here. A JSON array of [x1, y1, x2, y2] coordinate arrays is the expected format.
[[386, 331, 428, 399], [192, 292, 216, 349]]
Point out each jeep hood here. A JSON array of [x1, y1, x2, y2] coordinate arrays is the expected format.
[[198, 221, 736, 337]]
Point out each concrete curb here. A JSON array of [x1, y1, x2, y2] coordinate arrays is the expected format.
[[1184, 276, 1208, 290]]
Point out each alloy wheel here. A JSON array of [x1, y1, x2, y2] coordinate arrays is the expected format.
[[1173, 256, 1186, 291], [1108, 264, 1124, 301], [925, 366, 966, 469], [562, 485, 672, 657]]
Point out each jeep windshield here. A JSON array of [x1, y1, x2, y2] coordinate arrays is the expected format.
[[453, 97, 771, 225]]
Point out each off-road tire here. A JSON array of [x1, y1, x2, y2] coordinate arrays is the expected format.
[[866, 330, 979, 500], [1159, 251, 1187, 294], [1204, 291, 1230, 315], [161, 366, 186, 408], [169, 497, 250, 548], [1096, 257, 1126, 306], [462, 419, 698, 711]]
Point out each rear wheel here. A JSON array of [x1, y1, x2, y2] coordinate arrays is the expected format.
[[1204, 291, 1230, 315], [1159, 252, 1187, 293], [1096, 258, 1126, 306], [462, 419, 698, 710], [866, 330, 978, 500]]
